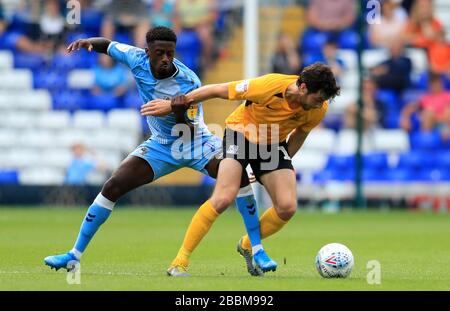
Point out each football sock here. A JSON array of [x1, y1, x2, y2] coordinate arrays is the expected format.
[[171, 200, 219, 267], [241, 207, 287, 251], [235, 185, 262, 254], [72, 193, 115, 258]]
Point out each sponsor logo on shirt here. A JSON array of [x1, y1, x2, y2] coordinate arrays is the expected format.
[[235, 80, 250, 93]]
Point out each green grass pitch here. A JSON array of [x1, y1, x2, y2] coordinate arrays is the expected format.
[[0, 207, 449, 290]]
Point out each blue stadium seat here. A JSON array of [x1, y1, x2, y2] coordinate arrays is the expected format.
[[363, 169, 387, 181], [436, 151, 450, 170], [33, 69, 67, 90], [0, 170, 19, 184], [364, 153, 389, 171], [397, 151, 432, 171], [386, 168, 414, 181], [52, 90, 84, 111], [80, 9, 103, 35], [14, 52, 46, 71], [325, 155, 355, 171], [86, 93, 119, 112], [338, 29, 359, 50], [300, 28, 328, 52], [410, 131, 442, 151], [419, 169, 450, 182], [124, 91, 142, 110], [52, 53, 83, 71], [114, 32, 133, 46], [376, 89, 399, 112], [383, 112, 400, 129], [176, 29, 202, 75]]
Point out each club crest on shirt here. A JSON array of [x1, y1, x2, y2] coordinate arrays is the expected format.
[[116, 43, 131, 53], [186, 104, 198, 121], [235, 80, 250, 93]]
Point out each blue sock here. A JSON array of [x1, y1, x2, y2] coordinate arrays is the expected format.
[[235, 185, 262, 250], [72, 193, 115, 258]]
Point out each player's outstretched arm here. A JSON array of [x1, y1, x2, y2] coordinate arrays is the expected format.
[[67, 37, 112, 54], [140, 83, 230, 117], [287, 127, 310, 157]]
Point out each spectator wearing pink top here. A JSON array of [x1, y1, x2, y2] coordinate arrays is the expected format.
[[401, 73, 450, 133], [307, 0, 356, 32]]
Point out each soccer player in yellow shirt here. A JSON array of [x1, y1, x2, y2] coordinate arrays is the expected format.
[[141, 62, 340, 276]]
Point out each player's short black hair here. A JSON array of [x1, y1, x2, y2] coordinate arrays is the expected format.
[[146, 26, 177, 45], [297, 62, 340, 100]]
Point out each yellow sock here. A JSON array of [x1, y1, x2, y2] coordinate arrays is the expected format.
[[171, 200, 219, 267], [241, 207, 288, 250]]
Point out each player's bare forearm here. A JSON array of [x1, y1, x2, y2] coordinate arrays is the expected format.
[[185, 83, 230, 104], [67, 37, 111, 54], [287, 128, 309, 157]]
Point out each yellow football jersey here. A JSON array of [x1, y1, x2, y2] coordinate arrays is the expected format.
[[226, 73, 328, 144]]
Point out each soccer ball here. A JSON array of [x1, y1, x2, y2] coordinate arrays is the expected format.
[[315, 243, 354, 278]]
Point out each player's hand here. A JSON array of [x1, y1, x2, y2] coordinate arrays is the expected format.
[[67, 39, 93, 53], [170, 95, 191, 116], [140, 99, 172, 116]]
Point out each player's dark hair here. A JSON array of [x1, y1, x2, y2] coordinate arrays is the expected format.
[[146, 26, 177, 45], [297, 62, 340, 100]]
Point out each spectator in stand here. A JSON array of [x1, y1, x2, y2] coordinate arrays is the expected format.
[[306, 0, 356, 33], [400, 72, 450, 134], [39, 0, 65, 51], [65, 143, 105, 185], [271, 33, 301, 75], [404, 0, 444, 50], [92, 54, 129, 97], [344, 77, 386, 131], [150, 0, 176, 28], [428, 29, 450, 75], [370, 40, 412, 93], [321, 38, 345, 81], [175, 0, 217, 68], [101, 0, 149, 48], [369, 0, 408, 48]]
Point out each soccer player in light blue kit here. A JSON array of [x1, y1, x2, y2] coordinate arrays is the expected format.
[[44, 27, 276, 276]]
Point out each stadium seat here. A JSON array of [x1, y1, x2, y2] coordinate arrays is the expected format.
[[410, 131, 442, 151], [376, 89, 399, 112], [301, 128, 336, 153], [19, 167, 65, 185], [16, 90, 52, 111], [363, 169, 388, 181], [176, 29, 202, 75], [292, 150, 328, 172], [0, 170, 19, 184], [328, 88, 358, 114], [55, 129, 90, 147], [68, 70, 95, 89], [0, 70, 33, 90], [325, 154, 355, 171], [17, 130, 56, 148], [396, 151, 429, 171], [338, 29, 359, 50], [362, 49, 389, 70], [339, 70, 359, 90], [52, 90, 84, 111], [72, 110, 105, 130], [300, 28, 328, 52], [2, 111, 36, 129], [0, 91, 15, 110], [80, 9, 103, 35], [123, 91, 143, 110], [86, 93, 119, 111], [14, 52, 46, 71], [436, 151, 450, 170], [373, 129, 410, 154], [385, 168, 414, 182], [0, 50, 13, 69], [0, 129, 17, 148], [33, 69, 67, 91], [337, 50, 357, 71], [5, 148, 42, 169], [40, 149, 73, 169], [364, 153, 389, 171], [335, 129, 374, 155], [405, 48, 428, 76], [37, 111, 71, 129], [107, 109, 142, 134]]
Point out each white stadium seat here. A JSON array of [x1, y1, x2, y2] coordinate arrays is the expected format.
[[67, 70, 95, 89], [17, 130, 56, 148], [2, 111, 36, 129], [328, 89, 358, 114], [19, 167, 66, 185], [362, 49, 389, 69], [107, 109, 142, 133], [337, 50, 357, 71], [373, 129, 410, 153], [0, 129, 18, 148], [302, 128, 336, 153], [0, 92, 17, 110], [292, 150, 328, 172], [56, 129, 91, 147], [16, 90, 52, 111], [0, 51, 13, 70], [405, 48, 428, 75], [40, 149, 73, 169], [335, 129, 375, 155], [72, 110, 105, 129], [5, 148, 42, 169], [0, 70, 33, 90], [37, 111, 71, 129]]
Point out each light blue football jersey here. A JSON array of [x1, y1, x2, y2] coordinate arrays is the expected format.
[[107, 41, 211, 144]]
